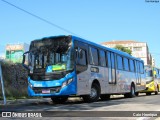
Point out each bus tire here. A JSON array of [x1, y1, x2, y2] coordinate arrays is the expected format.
[[100, 94, 110, 101], [82, 83, 100, 103], [51, 96, 68, 104], [124, 84, 135, 98], [135, 92, 139, 96], [146, 92, 151, 95], [155, 86, 159, 95]]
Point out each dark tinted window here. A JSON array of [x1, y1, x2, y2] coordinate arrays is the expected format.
[[117, 55, 123, 70], [139, 62, 144, 73], [107, 51, 111, 68], [99, 50, 106, 67], [89, 47, 98, 66], [78, 49, 87, 66], [111, 53, 115, 69], [135, 61, 139, 73], [129, 59, 135, 72], [123, 57, 129, 71]]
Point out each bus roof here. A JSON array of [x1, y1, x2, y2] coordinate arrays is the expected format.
[[32, 35, 143, 62], [71, 35, 143, 62]]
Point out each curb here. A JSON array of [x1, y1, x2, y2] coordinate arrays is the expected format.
[[0, 95, 125, 106]]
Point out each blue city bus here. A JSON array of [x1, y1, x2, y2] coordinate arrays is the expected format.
[[22, 35, 146, 103]]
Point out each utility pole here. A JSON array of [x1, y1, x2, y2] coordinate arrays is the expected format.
[[0, 62, 6, 105]]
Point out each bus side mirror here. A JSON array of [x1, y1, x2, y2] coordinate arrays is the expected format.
[[22, 54, 26, 64], [79, 49, 83, 59], [75, 49, 78, 58], [75, 48, 83, 63], [22, 51, 29, 70]]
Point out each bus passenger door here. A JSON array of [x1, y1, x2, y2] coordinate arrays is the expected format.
[[110, 52, 116, 84], [74, 41, 89, 95], [135, 61, 141, 85], [107, 52, 116, 93]]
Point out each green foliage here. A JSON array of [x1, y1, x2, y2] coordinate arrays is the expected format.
[[114, 45, 132, 55]]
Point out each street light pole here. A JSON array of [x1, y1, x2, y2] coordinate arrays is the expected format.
[[0, 62, 6, 105]]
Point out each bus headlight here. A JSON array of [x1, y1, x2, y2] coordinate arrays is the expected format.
[[62, 78, 73, 88], [28, 82, 33, 89]]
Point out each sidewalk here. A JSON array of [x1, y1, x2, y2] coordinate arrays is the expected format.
[[0, 95, 125, 106], [0, 97, 84, 106], [0, 98, 52, 106]]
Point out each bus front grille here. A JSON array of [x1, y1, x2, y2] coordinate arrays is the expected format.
[[32, 86, 61, 94]]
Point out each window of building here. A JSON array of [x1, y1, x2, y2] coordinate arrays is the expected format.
[[123, 57, 129, 71], [99, 50, 106, 67], [133, 47, 142, 51], [89, 47, 98, 66], [6, 50, 10, 59], [117, 55, 123, 70]]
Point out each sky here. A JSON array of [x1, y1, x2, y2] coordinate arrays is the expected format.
[[0, 0, 160, 66]]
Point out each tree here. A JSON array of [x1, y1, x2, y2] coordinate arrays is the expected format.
[[114, 45, 132, 55]]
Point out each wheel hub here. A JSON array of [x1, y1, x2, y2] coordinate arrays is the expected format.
[[90, 88, 97, 98]]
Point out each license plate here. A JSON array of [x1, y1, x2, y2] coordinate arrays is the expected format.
[[42, 89, 50, 94]]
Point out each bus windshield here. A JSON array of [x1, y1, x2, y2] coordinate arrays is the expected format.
[[28, 36, 74, 73], [145, 69, 153, 77]]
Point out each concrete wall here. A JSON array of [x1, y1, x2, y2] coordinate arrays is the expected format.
[[0, 62, 28, 99]]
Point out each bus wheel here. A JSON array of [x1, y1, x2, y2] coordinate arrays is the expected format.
[[51, 96, 68, 104], [155, 86, 159, 95], [146, 92, 151, 95], [82, 83, 100, 103], [100, 94, 110, 101], [124, 84, 135, 98], [135, 92, 139, 96]]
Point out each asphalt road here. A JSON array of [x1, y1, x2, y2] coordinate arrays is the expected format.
[[1, 93, 160, 120]]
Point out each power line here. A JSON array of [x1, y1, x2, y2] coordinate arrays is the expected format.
[[1, 0, 80, 36]]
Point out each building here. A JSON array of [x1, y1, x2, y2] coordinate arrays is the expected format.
[[101, 40, 153, 66], [5, 43, 29, 63], [0, 54, 5, 60], [0, 45, 5, 61], [152, 58, 155, 67]]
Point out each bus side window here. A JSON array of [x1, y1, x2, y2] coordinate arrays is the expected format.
[[111, 53, 115, 69], [129, 59, 135, 72], [99, 50, 106, 67], [78, 49, 87, 66], [89, 47, 98, 66], [136, 61, 140, 73], [154, 68, 157, 78], [123, 57, 129, 71], [107, 51, 111, 68], [134, 60, 137, 73], [117, 55, 123, 70], [139, 62, 144, 74]]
